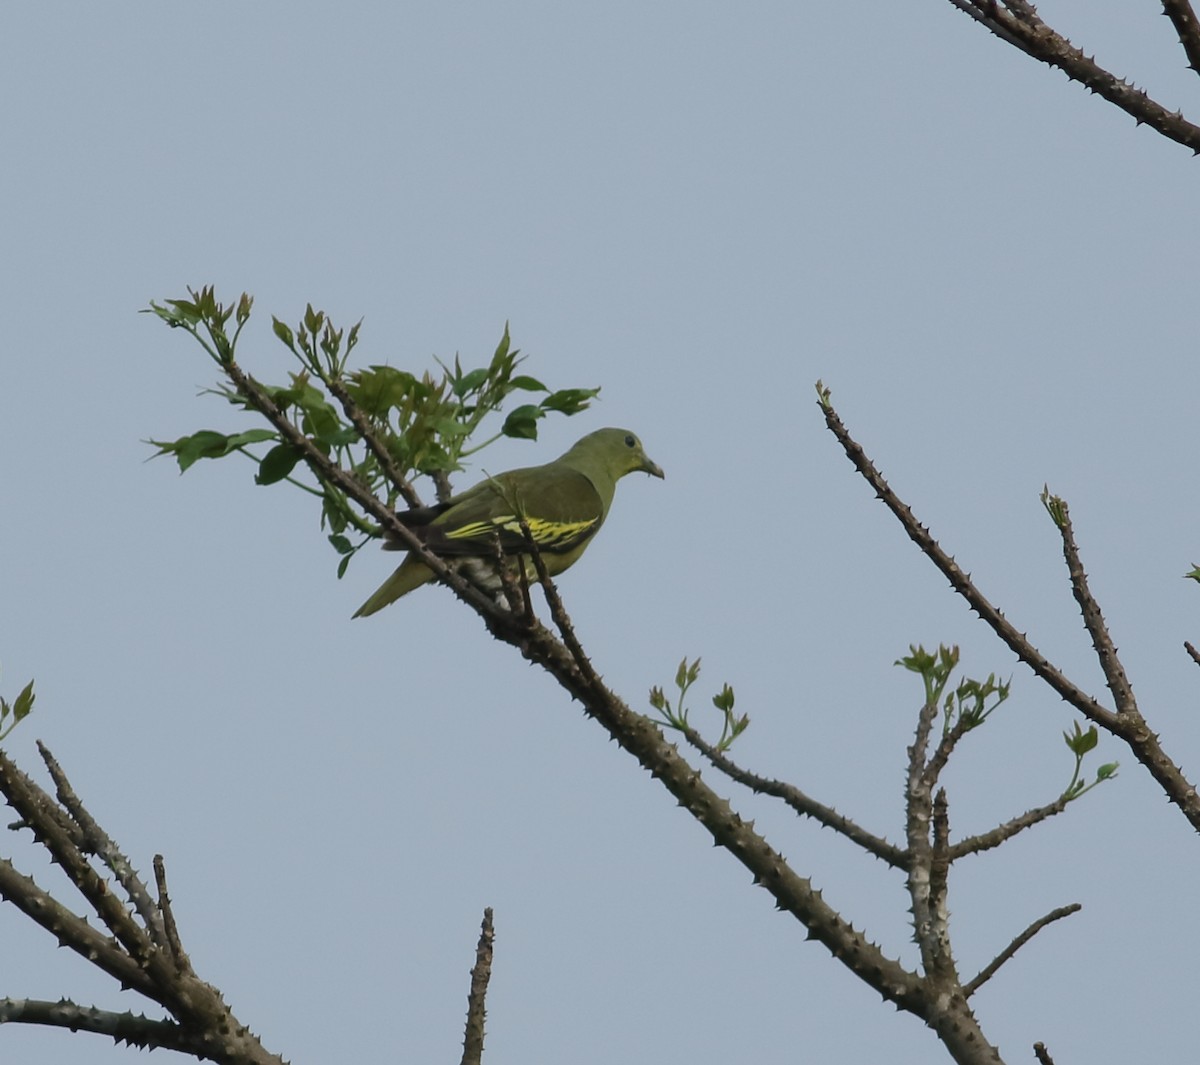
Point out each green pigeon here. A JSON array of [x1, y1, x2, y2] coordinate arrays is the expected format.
[[353, 427, 664, 617]]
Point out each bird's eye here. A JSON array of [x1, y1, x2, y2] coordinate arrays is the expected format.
[[624, 434, 636, 448]]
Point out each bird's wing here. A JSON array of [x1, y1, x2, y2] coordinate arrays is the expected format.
[[402, 465, 606, 557]]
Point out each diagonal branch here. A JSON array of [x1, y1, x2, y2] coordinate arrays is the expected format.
[[677, 722, 908, 868], [37, 742, 166, 949], [820, 395, 1120, 732], [1162, 0, 1200, 75], [0, 855, 158, 998], [460, 908, 495, 1065], [321, 373, 422, 509], [0, 749, 157, 970], [0, 999, 196, 1056], [0, 748, 287, 1064], [964, 903, 1081, 997], [945, 2, 1200, 154], [1048, 497, 1137, 714], [949, 793, 1070, 860], [822, 394, 1200, 832]]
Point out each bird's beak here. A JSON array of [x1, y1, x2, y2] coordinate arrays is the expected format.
[[642, 456, 665, 480]]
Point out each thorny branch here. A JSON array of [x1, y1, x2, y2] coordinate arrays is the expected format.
[[946, 1, 1200, 154], [677, 722, 908, 869], [0, 746, 287, 1064], [965, 904, 1082, 998], [820, 392, 1200, 834], [460, 908, 495, 1065]]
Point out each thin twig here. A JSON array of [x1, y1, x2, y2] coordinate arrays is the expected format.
[[678, 723, 908, 868], [322, 374, 421, 508], [38, 742, 165, 947], [922, 713, 974, 793], [821, 398, 1120, 732], [948, 793, 1070, 860], [1186, 640, 1200, 668], [964, 904, 1082, 997], [460, 908, 495, 1065], [153, 855, 189, 973], [1052, 500, 1137, 715], [0, 749, 153, 966], [521, 519, 600, 690], [1033, 1041, 1057, 1065]]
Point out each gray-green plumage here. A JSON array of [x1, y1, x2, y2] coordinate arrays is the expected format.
[[353, 428, 664, 617]]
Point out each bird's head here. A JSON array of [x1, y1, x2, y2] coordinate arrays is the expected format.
[[568, 427, 665, 481]]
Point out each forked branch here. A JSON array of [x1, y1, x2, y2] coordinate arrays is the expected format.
[[820, 389, 1200, 833], [945, 1, 1200, 154]]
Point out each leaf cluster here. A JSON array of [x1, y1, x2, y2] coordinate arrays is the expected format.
[[651, 657, 746, 752], [144, 288, 599, 579]]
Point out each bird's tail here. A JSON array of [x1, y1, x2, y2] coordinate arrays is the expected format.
[[352, 558, 433, 617]]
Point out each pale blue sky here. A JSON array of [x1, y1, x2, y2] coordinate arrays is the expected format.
[[3, 3, 1200, 1062]]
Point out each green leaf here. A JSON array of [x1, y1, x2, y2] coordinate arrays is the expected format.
[[272, 317, 296, 350], [349, 365, 419, 416], [541, 387, 600, 414], [502, 404, 543, 440], [328, 534, 353, 555], [337, 554, 352, 579], [453, 367, 489, 397], [509, 374, 547, 392], [1062, 721, 1099, 755], [490, 324, 511, 373], [304, 304, 324, 336], [163, 298, 203, 325], [11, 680, 34, 722], [256, 443, 304, 485]]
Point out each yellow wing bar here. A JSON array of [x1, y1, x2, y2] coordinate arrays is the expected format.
[[448, 514, 599, 551]]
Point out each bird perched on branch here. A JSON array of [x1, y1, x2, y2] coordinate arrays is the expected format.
[[353, 427, 664, 616]]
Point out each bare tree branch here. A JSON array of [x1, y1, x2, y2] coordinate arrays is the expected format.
[[1049, 497, 1137, 715], [821, 394, 1200, 833], [0, 748, 287, 1064], [820, 396, 1120, 732], [460, 908, 495, 1065], [945, 2, 1200, 154], [37, 742, 166, 948], [676, 722, 908, 869], [965, 904, 1082, 997], [153, 855, 189, 973], [1033, 1040, 1057, 1065], [1162, 0, 1200, 74], [0, 999, 195, 1057], [949, 793, 1070, 860]]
